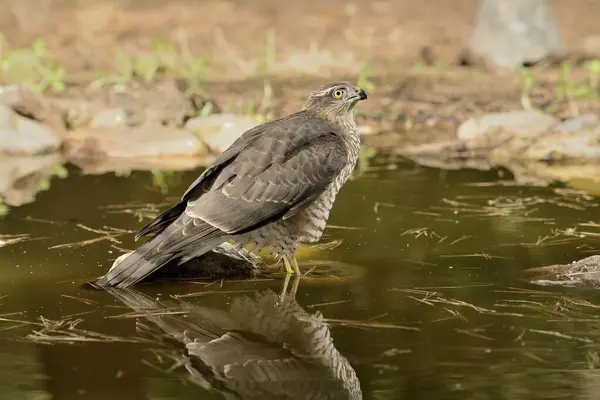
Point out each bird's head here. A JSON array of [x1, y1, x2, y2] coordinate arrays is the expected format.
[[303, 82, 367, 117]]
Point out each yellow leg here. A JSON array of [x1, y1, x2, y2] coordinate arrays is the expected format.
[[280, 255, 301, 300], [283, 254, 301, 275], [282, 256, 294, 274]]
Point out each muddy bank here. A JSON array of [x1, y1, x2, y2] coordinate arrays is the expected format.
[[383, 109, 600, 191]]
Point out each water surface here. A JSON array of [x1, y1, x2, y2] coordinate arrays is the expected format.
[[1, 158, 600, 400]]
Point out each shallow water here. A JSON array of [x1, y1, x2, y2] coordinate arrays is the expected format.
[[1, 157, 600, 400]]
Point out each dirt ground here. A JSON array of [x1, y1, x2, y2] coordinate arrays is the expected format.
[[1, 0, 600, 147]]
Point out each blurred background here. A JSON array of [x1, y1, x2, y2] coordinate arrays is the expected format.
[[1, 0, 600, 208]]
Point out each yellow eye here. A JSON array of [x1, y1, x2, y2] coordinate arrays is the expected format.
[[332, 89, 345, 99]]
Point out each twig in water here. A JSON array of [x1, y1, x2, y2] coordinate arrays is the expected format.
[[317, 317, 421, 331], [526, 328, 593, 344], [439, 253, 512, 260]]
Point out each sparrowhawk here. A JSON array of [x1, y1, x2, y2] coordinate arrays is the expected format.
[[96, 82, 367, 288]]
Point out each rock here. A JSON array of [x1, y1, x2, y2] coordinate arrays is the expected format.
[[527, 255, 600, 288], [517, 114, 600, 161], [522, 126, 600, 161], [0, 153, 65, 207], [399, 108, 600, 188], [89, 108, 129, 128], [0, 104, 63, 155], [469, 0, 563, 70], [0, 85, 47, 120], [61, 80, 195, 130], [552, 114, 600, 133], [457, 111, 558, 142], [185, 114, 259, 153], [63, 124, 209, 160], [51, 97, 104, 130], [70, 155, 212, 175], [0, 84, 64, 130]]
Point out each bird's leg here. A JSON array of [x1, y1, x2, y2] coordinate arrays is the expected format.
[[291, 255, 301, 275], [280, 255, 301, 300], [283, 254, 301, 275], [282, 255, 294, 274]]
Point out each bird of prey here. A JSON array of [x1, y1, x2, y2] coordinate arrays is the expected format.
[[96, 82, 367, 288], [106, 283, 363, 399]]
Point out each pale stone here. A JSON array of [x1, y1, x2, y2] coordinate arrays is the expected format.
[[0, 104, 63, 155], [63, 125, 209, 160], [185, 114, 259, 153], [457, 111, 558, 141], [89, 108, 129, 128]]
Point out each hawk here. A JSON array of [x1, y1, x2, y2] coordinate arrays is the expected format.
[[97, 82, 367, 288]]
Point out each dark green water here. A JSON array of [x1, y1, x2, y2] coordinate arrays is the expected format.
[[1, 158, 600, 400]]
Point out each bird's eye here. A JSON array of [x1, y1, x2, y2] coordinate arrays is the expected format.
[[332, 89, 345, 99]]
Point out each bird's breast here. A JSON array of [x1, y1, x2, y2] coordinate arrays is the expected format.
[[297, 161, 356, 243]]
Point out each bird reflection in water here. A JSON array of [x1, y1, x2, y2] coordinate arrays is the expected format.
[[106, 276, 362, 400]]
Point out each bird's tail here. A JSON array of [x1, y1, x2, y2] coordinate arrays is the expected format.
[[95, 238, 175, 288], [95, 233, 226, 288]]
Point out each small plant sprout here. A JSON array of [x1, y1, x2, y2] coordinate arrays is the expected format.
[[357, 64, 376, 92], [256, 30, 277, 75], [554, 61, 597, 117], [89, 37, 207, 91], [244, 80, 274, 123], [0, 35, 66, 93], [584, 59, 600, 94], [516, 67, 536, 111]]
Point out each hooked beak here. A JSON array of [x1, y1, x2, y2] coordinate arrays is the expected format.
[[352, 85, 367, 101]]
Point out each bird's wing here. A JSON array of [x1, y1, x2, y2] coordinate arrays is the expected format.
[[184, 122, 349, 235], [180, 123, 267, 200], [135, 124, 267, 240]]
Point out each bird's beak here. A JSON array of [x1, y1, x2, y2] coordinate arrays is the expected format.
[[352, 85, 367, 101]]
